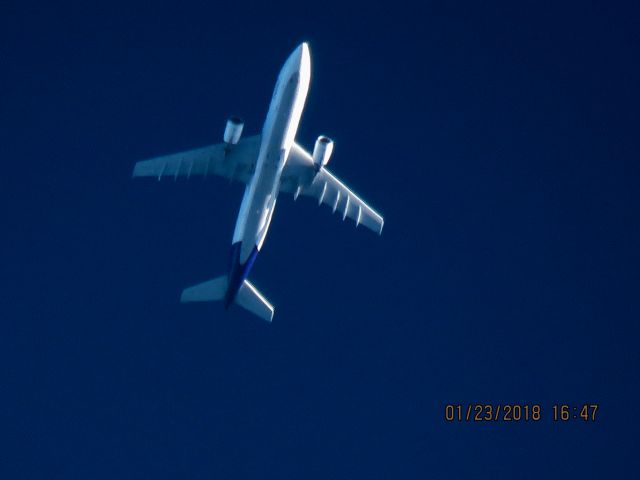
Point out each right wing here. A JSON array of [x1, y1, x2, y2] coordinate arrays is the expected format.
[[280, 142, 384, 235], [132, 134, 261, 184]]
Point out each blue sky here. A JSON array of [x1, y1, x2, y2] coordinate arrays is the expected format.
[[2, 1, 639, 478]]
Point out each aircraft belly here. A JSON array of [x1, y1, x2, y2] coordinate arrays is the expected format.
[[233, 69, 304, 265], [237, 91, 299, 261], [238, 158, 280, 261]]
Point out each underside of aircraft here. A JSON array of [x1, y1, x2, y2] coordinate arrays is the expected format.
[[133, 43, 384, 322]]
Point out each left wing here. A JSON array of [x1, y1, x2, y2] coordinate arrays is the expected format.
[[132, 135, 261, 183], [280, 142, 384, 234]]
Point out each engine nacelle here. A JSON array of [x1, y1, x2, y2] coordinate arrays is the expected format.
[[312, 136, 334, 171], [223, 116, 244, 145]]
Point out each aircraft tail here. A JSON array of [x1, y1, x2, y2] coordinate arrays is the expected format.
[[181, 275, 228, 302], [235, 280, 274, 322], [181, 276, 274, 322]]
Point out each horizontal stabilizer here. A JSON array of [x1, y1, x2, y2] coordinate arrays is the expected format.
[[180, 276, 228, 302], [236, 280, 274, 322]]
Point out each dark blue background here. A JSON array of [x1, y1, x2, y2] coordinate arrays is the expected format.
[[2, 1, 639, 477]]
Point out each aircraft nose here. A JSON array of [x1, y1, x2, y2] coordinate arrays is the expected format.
[[298, 42, 309, 62], [288, 42, 310, 68], [296, 42, 310, 76]]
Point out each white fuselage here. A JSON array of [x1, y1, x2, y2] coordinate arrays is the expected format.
[[232, 43, 311, 263]]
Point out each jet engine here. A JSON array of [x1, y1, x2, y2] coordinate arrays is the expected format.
[[224, 116, 244, 145], [312, 136, 334, 171]]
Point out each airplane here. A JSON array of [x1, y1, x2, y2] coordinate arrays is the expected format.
[[132, 43, 384, 322]]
